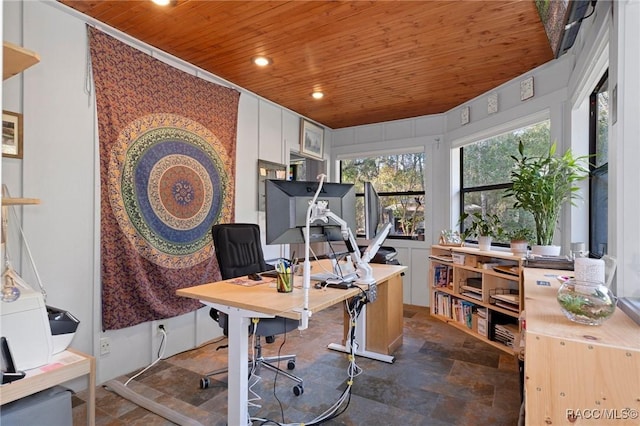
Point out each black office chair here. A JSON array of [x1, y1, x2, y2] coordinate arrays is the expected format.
[[200, 223, 304, 396]]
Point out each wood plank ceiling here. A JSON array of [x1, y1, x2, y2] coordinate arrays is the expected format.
[[59, 0, 554, 129]]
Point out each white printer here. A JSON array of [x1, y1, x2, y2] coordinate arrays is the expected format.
[[0, 270, 53, 371]]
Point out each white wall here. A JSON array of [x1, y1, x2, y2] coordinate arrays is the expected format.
[[2, 0, 637, 392]]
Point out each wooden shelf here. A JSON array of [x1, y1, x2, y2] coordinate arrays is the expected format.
[[2, 197, 41, 206], [429, 245, 524, 354], [3, 41, 40, 80]]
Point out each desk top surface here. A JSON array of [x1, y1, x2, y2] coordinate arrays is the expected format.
[[523, 268, 639, 350], [177, 262, 406, 320]]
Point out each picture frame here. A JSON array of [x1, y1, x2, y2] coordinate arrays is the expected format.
[[2, 111, 23, 159], [300, 119, 324, 159]]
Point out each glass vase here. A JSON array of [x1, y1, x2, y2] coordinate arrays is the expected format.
[[557, 279, 617, 325]]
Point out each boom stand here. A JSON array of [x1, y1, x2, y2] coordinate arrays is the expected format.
[[307, 197, 394, 363]]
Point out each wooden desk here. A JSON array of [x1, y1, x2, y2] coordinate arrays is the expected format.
[[329, 263, 406, 362], [523, 268, 640, 425], [0, 349, 95, 425], [177, 262, 405, 425]]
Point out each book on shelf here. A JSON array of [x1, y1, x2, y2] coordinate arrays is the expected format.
[[523, 256, 573, 270], [433, 292, 452, 318], [430, 254, 454, 263], [461, 285, 482, 294], [493, 265, 520, 276], [433, 264, 450, 288], [495, 301, 520, 312], [461, 291, 483, 301], [491, 293, 519, 304], [494, 323, 519, 347]]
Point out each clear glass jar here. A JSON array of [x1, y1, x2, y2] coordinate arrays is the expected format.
[[557, 279, 617, 325]]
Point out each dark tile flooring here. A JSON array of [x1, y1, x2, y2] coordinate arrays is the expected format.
[[72, 305, 522, 425]]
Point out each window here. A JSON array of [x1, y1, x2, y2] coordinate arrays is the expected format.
[[589, 71, 608, 257], [341, 152, 425, 239], [460, 121, 550, 244]]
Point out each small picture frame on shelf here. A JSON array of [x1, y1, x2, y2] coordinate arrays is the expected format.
[[439, 229, 463, 246], [2, 111, 23, 159], [300, 119, 324, 159]]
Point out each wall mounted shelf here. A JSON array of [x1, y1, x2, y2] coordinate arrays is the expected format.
[[2, 198, 40, 206], [3, 41, 40, 80]]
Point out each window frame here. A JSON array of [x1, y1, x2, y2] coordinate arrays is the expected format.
[[339, 151, 426, 240], [457, 119, 552, 246], [588, 70, 609, 258]]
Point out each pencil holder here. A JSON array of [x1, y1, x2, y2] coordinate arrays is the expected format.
[[276, 271, 293, 293]]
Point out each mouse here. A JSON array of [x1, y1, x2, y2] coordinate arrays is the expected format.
[[247, 273, 262, 281]]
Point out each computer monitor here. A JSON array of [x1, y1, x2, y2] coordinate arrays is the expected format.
[[364, 181, 382, 240], [265, 179, 356, 245]]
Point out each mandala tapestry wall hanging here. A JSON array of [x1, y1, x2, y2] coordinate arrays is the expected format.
[[89, 27, 239, 330]]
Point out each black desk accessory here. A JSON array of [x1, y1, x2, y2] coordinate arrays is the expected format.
[[1, 337, 26, 384]]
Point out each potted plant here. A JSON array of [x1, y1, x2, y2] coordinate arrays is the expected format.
[[505, 141, 590, 255], [459, 211, 503, 251], [506, 227, 534, 256]]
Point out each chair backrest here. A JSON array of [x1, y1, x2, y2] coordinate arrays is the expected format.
[[212, 223, 270, 280]]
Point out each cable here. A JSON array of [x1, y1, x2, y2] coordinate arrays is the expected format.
[[271, 318, 288, 424], [253, 295, 367, 426], [247, 319, 263, 410], [124, 326, 167, 386]]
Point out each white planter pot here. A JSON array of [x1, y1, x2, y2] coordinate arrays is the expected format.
[[531, 245, 561, 256], [510, 241, 529, 256], [478, 236, 492, 251]]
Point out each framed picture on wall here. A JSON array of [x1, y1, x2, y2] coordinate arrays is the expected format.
[[2, 111, 23, 159], [300, 119, 324, 159]]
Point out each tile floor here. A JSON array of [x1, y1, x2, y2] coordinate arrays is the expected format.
[[72, 305, 522, 425]]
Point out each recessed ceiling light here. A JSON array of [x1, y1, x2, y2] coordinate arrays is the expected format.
[[252, 56, 272, 67], [312, 91, 324, 99], [151, 0, 171, 5]]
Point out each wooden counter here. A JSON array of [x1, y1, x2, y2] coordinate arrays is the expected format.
[[523, 268, 640, 425]]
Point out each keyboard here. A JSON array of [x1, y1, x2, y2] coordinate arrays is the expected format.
[[311, 272, 358, 282], [325, 281, 353, 290], [310, 272, 339, 281]]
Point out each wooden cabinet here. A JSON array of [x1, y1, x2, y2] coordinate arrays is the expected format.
[[523, 268, 640, 425], [429, 244, 524, 353]]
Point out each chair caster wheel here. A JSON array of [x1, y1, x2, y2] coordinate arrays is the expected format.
[[266, 335, 275, 344], [287, 360, 296, 370], [293, 384, 304, 396], [200, 377, 210, 389]]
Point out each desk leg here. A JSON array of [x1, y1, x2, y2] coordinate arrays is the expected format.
[[227, 312, 251, 426], [88, 355, 96, 426], [327, 304, 395, 363]]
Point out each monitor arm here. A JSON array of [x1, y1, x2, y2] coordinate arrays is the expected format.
[[309, 201, 392, 286], [300, 175, 389, 331]]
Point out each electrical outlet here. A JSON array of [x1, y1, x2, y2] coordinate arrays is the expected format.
[[100, 337, 110, 356], [157, 323, 167, 335]]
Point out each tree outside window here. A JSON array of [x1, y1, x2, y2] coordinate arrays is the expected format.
[[461, 121, 550, 244], [341, 152, 425, 239]]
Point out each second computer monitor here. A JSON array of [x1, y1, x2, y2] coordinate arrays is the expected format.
[[364, 181, 383, 240]]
